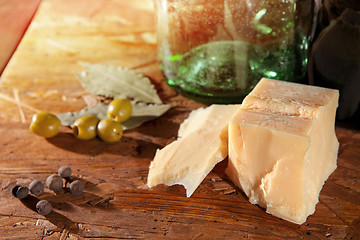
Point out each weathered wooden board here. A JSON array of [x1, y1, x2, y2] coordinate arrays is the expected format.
[[0, 0, 359, 239]]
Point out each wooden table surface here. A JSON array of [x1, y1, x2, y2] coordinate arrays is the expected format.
[[0, 0, 359, 239]]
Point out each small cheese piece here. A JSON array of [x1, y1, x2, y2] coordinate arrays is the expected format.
[[148, 104, 240, 197], [226, 78, 339, 224]]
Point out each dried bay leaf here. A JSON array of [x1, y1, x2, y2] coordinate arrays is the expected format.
[[78, 62, 162, 104], [57, 63, 171, 131], [131, 101, 171, 116], [57, 103, 108, 127], [56, 102, 171, 130]]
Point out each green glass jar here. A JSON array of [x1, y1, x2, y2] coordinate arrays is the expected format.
[[155, 0, 314, 103]]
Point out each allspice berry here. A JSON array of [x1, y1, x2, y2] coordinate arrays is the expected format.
[[58, 166, 72, 179], [45, 174, 63, 192], [36, 200, 52, 215], [69, 180, 84, 196], [29, 180, 44, 196], [12, 186, 29, 199]]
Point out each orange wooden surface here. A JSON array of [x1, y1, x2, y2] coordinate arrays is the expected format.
[[0, 0, 359, 239], [0, 0, 41, 74]]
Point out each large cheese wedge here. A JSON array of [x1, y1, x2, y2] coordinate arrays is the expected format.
[[226, 78, 339, 224], [148, 104, 240, 197]]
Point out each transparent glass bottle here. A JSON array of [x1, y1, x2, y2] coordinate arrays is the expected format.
[[155, 0, 314, 103]]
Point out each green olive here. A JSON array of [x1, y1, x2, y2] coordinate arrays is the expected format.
[[107, 99, 132, 123], [72, 115, 100, 140], [29, 112, 61, 138], [96, 119, 123, 143]]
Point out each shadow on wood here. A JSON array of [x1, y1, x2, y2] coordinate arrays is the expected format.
[[45, 132, 162, 159], [20, 195, 79, 234]]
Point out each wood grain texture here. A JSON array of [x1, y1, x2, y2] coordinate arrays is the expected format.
[[0, 0, 359, 239]]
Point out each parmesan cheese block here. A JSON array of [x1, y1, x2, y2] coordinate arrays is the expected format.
[[226, 78, 339, 224], [147, 104, 240, 197]]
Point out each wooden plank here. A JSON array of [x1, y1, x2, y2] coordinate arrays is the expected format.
[[0, 0, 161, 117], [0, 0, 359, 239], [0, 123, 359, 239], [0, 0, 42, 74]]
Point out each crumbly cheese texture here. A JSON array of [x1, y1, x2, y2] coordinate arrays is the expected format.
[[147, 104, 240, 197], [226, 78, 339, 224]]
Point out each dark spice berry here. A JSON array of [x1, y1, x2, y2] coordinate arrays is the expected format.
[[69, 180, 84, 196], [45, 174, 63, 192], [36, 200, 52, 215], [58, 166, 72, 179], [12, 186, 29, 199], [12, 185, 29, 199], [29, 180, 44, 196]]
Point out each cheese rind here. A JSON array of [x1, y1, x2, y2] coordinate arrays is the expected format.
[[226, 78, 339, 224], [147, 104, 240, 197]]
